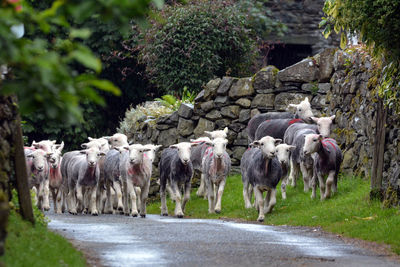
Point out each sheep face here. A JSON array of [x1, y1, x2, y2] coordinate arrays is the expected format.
[[204, 127, 228, 140], [48, 141, 64, 168], [190, 137, 212, 143], [170, 142, 198, 165], [105, 133, 128, 149], [311, 115, 335, 137], [275, 144, 296, 165], [289, 97, 314, 123], [251, 136, 282, 158], [303, 134, 323, 155], [207, 138, 228, 159], [122, 144, 151, 165], [32, 140, 56, 152], [80, 148, 105, 167], [27, 149, 48, 172], [143, 144, 162, 163]]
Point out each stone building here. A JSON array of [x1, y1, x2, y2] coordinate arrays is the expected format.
[[264, 0, 339, 69]]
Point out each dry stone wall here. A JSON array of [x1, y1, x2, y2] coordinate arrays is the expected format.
[[129, 47, 400, 203]]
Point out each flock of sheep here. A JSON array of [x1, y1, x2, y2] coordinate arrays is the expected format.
[[24, 97, 342, 222]]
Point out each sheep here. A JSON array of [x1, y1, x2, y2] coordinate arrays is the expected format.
[[159, 142, 198, 218], [119, 144, 152, 217], [241, 136, 282, 222], [254, 118, 304, 140], [63, 147, 105, 215], [283, 116, 336, 191], [47, 141, 64, 213], [303, 134, 343, 200], [201, 138, 231, 213], [275, 144, 296, 200], [204, 127, 228, 139], [247, 97, 314, 142], [103, 133, 129, 214], [25, 148, 50, 211]]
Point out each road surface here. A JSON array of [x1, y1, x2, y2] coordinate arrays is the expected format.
[[47, 213, 399, 267]]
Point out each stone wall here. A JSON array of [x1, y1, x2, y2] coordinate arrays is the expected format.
[[0, 95, 17, 255], [129, 47, 400, 203], [266, 0, 339, 55]]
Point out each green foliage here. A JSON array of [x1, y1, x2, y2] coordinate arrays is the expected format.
[[147, 175, 400, 254], [138, 0, 258, 94], [155, 86, 195, 111], [0, 0, 160, 124]]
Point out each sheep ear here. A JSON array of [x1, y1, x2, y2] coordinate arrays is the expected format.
[[143, 148, 152, 152], [88, 137, 95, 141], [204, 131, 212, 136], [311, 117, 319, 123], [81, 143, 88, 149], [289, 145, 296, 151], [51, 140, 57, 144], [170, 145, 178, 149], [155, 145, 162, 150], [304, 97, 309, 103], [288, 103, 297, 108], [99, 152, 106, 156], [274, 139, 282, 146], [191, 143, 199, 147], [330, 115, 336, 121], [223, 127, 228, 134], [250, 141, 261, 147], [32, 141, 40, 148], [27, 154, 34, 158], [79, 150, 87, 154]]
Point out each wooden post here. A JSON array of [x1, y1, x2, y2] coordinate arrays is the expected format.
[[12, 108, 35, 224], [370, 98, 387, 200]]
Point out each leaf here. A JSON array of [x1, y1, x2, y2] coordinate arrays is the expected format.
[[86, 79, 121, 96], [69, 50, 101, 73], [70, 28, 92, 39], [152, 0, 164, 10], [340, 32, 347, 49]]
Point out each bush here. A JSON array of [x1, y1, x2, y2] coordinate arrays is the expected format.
[[138, 0, 258, 94]]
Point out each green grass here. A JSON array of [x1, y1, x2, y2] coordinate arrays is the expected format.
[[0, 210, 87, 267], [147, 174, 400, 254]]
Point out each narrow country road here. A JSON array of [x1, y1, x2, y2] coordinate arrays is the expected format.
[[47, 212, 399, 267]]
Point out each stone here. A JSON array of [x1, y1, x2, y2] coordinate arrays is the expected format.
[[277, 58, 319, 83], [253, 66, 279, 91], [215, 119, 231, 129], [205, 110, 223, 121], [177, 118, 194, 137], [200, 101, 215, 112], [169, 111, 179, 122], [234, 130, 249, 146], [221, 105, 240, 119], [229, 77, 255, 99], [333, 50, 350, 71], [193, 104, 205, 116], [314, 48, 336, 82], [156, 124, 172, 130], [204, 78, 221, 100], [193, 118, 215, 137], [158, 127, 178, 147], [251, 109, 261, 118], [274, 93, 309, 111], [232, 146, 247, 160], [229, 122, 246, 133], [239, 109, 251, 123], [311, 95, 326, 108], [217, 77, 235, 95], [342, 147, 357, 169], [215, 96, 229, 106], [301, 83, 331, 94], [178, 103, 194, 119], [194, 90, 205, 103], [235, 98, 251, 108], [251, 94, 275, 110]]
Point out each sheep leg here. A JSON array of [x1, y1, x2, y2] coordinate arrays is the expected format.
[[122, 180, 130, 215], [311, 172, 317, 199], [160, 182, 168, 216], [104, 181, 114, 214], [206, 177, 215, 214], [289, 159, 299, 187], [196, 173, 206, 197], [140, 183, 150, 218], [182, 181, 191, 213], [166, 182, 175, 201], [300, 162, 310, 192], [51, 188, 57, 213], [37, 182, 44, 211], [318, 172, 326, 201], [76, 184, 84, 214], [172, 182, 184, 218], [31, 186, 38, 207], [90, 186, 99, 216], [242, 179, 252, 209], [55, 188, 63, 214], [324, 171, 335, 199], [281, 174, 288, 200], [254, 186, 265, 222], [82, 187, 90, 214], [135, 187, 142, 213], [67, 184, 77, 214], [113, 180, 124, 213], [127, 180, 138, 217], [263, 189, 271, 212], [265, 189, 276, 214], [215, 180, 226, 214], [42, 178, 50, 211]]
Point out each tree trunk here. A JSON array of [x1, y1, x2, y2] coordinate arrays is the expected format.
[[370, 98, 387, 200]]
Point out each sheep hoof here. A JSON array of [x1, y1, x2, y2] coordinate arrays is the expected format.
[[131, 213, 138, 217], [140, 214, 146, 218], [44, 206, 50, 211], [215, 209, 221, 214], [257, 217, 264, 222], [92, 212, 98, 216], [176, 213, 184, 218], [161, 213, 168, 216], [117, 206, 123, 212]]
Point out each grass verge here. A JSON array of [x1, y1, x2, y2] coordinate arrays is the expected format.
[[147, 174, 400, 254], [0, 209, 86, 267]]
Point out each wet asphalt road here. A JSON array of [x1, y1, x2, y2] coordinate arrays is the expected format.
[[47, 212, 400, 267]]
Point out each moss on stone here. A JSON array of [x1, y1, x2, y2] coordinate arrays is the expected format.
[[383, 185, 399, 208]]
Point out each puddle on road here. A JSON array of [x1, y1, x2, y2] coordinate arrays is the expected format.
[[104, 245, 166, 267]]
